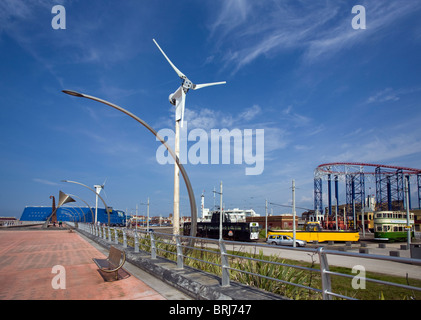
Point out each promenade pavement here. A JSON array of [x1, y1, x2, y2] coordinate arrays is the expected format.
[[0, 228, 181, 300]]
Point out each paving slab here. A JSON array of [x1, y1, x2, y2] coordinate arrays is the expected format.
[[0, 229, 165, 300]]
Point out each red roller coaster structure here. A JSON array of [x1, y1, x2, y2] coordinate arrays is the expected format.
[[313, 162, 421, 222]]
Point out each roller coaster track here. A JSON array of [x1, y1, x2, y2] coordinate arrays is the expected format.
[[315, 162, 421, 181]]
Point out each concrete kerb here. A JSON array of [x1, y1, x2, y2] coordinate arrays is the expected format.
[[76, 228, 286, 300]]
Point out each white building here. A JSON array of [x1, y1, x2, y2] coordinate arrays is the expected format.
[[200, 193, 260, 222], [201, 207, 260, 222]]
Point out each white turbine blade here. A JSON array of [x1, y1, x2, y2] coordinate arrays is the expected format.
[[193, 81, 226, 90], [153, 39, 186, 79], [102, 188, 108, 201]]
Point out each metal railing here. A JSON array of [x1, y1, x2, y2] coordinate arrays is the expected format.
[[73, 222, 421, 300]]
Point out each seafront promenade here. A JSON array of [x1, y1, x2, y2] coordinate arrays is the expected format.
[[0, 226, 169, 300]]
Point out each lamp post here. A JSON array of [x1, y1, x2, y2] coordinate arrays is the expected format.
[[213, 181, 223, 241], [265, 199, 268, 239], [61, 180, 111, 226], [405, 177, 411, 248], [140, 197, 150, 232], [62, 90, 197, 238], [292, 180, 296, 248]]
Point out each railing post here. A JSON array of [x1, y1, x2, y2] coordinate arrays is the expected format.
[[108, 227, 112, 242], [318, 247, 332, 300], [102, 226, 107, 240], [134, 231, 139, 253], [123, 229, 127, 248], [175, 235, 184, 269], [219, 240, 230, 287], [114, 228, 119, 244], [150, 232, 157, 259]]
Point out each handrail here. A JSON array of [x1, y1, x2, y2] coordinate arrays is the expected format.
[[74, 222, 421, 300]]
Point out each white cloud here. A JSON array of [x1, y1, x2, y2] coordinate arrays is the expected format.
[[366, 88, 400, 104], [183, 107, 234, 130], [281, 105, 312, 127], [327, 129, 421, 165], [239, 104, 261, 121], [366, 86, 421, 104]]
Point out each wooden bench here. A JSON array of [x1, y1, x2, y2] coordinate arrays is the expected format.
[[93, 246, 126, 281]]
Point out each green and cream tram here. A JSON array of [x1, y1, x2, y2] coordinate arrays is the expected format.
[[374, 211, 415, 242]]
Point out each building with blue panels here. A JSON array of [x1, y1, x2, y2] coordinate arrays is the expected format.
[[20, 206, 126, 226]]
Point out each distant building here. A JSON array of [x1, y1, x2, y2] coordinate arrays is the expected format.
[[0, 217, 17, 227], [246, 214, 298, 230], [201, 208, 260, 222]]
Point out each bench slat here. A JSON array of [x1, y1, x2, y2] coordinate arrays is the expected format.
[[92, 246, 126, 280]]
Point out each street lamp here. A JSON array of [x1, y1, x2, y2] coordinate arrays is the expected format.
[[213, 181, 223, 241], [62, 90, 197, 238], [61, 180, 111, 226], [140, 197, 150, 232]]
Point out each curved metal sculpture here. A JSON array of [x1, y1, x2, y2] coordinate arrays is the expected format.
[[62, 90, 197, 238], [50, 195, 57, 224], [43, 191, 76, 228], [61, 180, 111, 226], [67, 193, 95, 223]]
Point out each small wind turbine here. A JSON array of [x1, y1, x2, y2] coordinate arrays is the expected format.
[[153, 39, 226, 236], [153, 39, 226, 127], [93, 178, 107, 224]]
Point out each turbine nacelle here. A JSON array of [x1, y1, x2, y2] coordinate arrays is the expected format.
[[169, 93, 176, 106], [182, 77, 194, 91], [94, 178, 107, 195]]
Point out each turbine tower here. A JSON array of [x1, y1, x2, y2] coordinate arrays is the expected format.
[[153, 39, 226, 235], [93, 178, 107, 224]]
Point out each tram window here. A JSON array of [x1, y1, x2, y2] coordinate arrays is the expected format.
[[393, 226, 398, 232]]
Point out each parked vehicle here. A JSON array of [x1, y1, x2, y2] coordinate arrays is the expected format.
[[266, 234, 307, 247]]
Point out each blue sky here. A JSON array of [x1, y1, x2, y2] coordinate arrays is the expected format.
[[1, 0, 421, 219]]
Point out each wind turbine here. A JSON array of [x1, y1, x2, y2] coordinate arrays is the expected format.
[[93, 178, 107, 224], [153, 39, 226, 128], [153, 39, 226, 235]]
